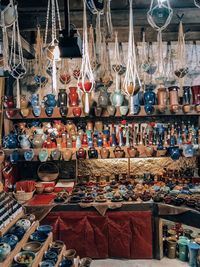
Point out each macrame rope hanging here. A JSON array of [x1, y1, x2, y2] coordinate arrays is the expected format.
[[188, 42, 200, 81], [194, 0, 200, 8], [0, 0, 17, 71], [44, 0, 62, 94], [164, 42, 175, 86], [88, 25, 98, 70], [147, 0, 173, 84], [103, 0, 113, 39], [78, 0, 95, 114], [9, 10, 26, 109], [123, 0, 141, 115]]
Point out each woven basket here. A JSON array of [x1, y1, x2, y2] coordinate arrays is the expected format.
[[13, 190, 35, 203]]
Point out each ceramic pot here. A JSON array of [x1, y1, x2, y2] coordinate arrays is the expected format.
[[38, 149, 48, 162], [88, 147, 98, 159], [78, 81, 92, 92], [100, 147, 110, 159], [10, 150, 19, 163], [167, 238, 177, 259], [0, 243, 11, 262], [44, 94, 57, 107], [51, 149, 61, 160], [145, 146, 154, 157], [18, 134, 31, 149], [59, 259, 73, 267], [20, 95, 28, 109], [127, 146, 138, 158], [107, 105, 116, 116], [32, 105, 41, 117], [30, 94, 39, 107], [1, 234, 18, 249], [72, 107, 82, 117], [167, 146, 181, 160], [53, 120, 64, 132], [32, 134, 45, 148], [114, 146, 125, 158], [144, 104, 155, 115], [57, 89, 67, 107], [76, 147, 86, 159], [50, 241, 64, 254], [182, 144, 194, 157], [111, 89, 124, 107], [169, 86, 179, 113], [95, 106, 102, 117], [177, 237, 189, 262], [188, 242, 200, 267], [69, 87, 79, 107], [191, 85, 200, 105], [63, 249, 76, 261], [157, 87, 167, 113], [0, 150, 5, 164], [20, 108, 30, 118], [120, 105, 129, 116], [98, 86, 109, 108], [24, 149, 34, 161], [45, 106, 54, 117], [65, 121, 76, 133], [3, 132, 18, 149], [60, 106, 68, 117], [16, 219, 31, 231], [3, 96, 14, 108], [62, 149, 72, 161], [144, 84, 156, 105]]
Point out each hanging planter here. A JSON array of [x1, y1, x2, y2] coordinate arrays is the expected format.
[[78, 0, 95, 115], [59, 59, 71, 85], [187, 42, 200, 85], [122, 0, 141, 114], [194, 0, 200, 8]]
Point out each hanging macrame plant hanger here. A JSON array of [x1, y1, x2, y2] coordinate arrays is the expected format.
[[78, 0, 95, 115], [123, 0, 141, 115], [194, 0, 200, 8]]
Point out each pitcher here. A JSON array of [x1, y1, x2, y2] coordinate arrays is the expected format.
[[18, 134, 31, 149]]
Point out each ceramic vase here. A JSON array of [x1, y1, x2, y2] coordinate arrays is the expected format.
[[57, 89, 67, 107], [98, 86, 109, 108], [168, 86, 179, 113], [62, 149, 72, 161], [157, 87, 167, 113], [111, 89, 124, 107], [69, 87, 79, 107], [20, 95, 28, 108]]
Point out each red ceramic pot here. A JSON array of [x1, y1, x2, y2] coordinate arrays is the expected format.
[[191, 85, 200, 105], [69, 87, 79, 107], [78, 81, 92, 92], [3, 96, 15, 108], [72, 107, 82, 117], [76, 147, 86, 159]]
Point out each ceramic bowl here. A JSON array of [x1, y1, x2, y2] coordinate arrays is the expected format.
[[37, 225, 52, 235], [30, 231, 47, 242], [59, 259, 73, 267], [23, 242, 42, 253], [16, 219, 31, 231], [14, 251, 35, 266], [50, 240, 64, 254], [8, 225, 25, 240], [63, 249, 76, 260], [1, 234, 18, 249], [44, 251, 58, 263], [39, 260, 55, 267], [0, 242, 11, 262]]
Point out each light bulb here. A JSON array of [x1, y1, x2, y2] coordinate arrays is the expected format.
[[53, 43, 60, 61]]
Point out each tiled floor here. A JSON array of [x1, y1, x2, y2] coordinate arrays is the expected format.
[[91, 258, 189, 267]]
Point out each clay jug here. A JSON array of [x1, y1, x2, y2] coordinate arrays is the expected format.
[[100, 147, 110, 159]]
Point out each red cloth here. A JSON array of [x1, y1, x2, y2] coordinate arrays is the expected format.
[[27, 194, 56, 205], [42, 211, 152, 259]]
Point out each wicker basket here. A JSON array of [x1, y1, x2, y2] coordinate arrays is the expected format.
[[13, 190, 35, 203]]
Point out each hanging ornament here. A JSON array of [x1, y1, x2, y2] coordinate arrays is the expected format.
[[163, 42, 176, 87], [123, 0, 141, 115], [147, 0, 173, 32], [44, 0, 62, 94], [174, 18, 188, 79], [194, 0, 200, 8], [78, 0, 95, 115]]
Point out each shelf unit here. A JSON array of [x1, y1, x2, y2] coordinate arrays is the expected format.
[[0, 210, 24, 237]]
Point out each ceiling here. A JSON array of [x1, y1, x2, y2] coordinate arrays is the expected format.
[[1, 0, 200, 58]]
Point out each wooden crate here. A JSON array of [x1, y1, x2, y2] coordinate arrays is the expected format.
[[1, 221, 39, 267]]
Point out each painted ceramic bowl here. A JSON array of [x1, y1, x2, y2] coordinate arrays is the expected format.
[[1, 234, 18, 249], [30, 231, 47, 242], [37, 225, 52, 235], [8, 225, 25, 240], [16, 219, 31, 231], [59, 259, 73, 267], [0, 242, 11, 262], [14, 251, 35, 266], [39, 260, 55, 267], [23, 242, 42, 253], [44, 251, 58, 263]]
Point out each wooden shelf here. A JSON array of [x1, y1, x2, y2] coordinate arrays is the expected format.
[[4, 105, 200, 120], [32, 232, 53, 267], [55, 244, 66, 267], [0, 210, 24, 237], [1, 220, 39, 267]]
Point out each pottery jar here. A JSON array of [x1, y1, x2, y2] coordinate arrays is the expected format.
[[32, 134, 45, 148], [166, 238, 177, 259], [18, 134, 31, 149], [65, 121, 76, 133], [20, 108, 30, 118], [168, 86, 179, 112], [100, 147, 110, 159], [0, 243, 11, 262], [114, 146, 125, 158], [177, 237, 189, 262], [188, 242, 200, 267], [20, 95, 28, 109], [69, 87, 79, 107], [88, 147, 98, 159], [24, 149, 35, 161], [144, 85, 156, 106], [30, 94, 39, 107], [191, 85, 200, 105], [72, 107, 82, 117], [51, 149, 61, 160], [76, 147, 86, 159], [157, 87, 167, 113], [62, 149, 72, 161], [107, 105, 116, 116], [60, 106, 68, 117], [111, 89, 124, 107], [44, 94, 57, 107], [53, 120, 64, 132], [127, 146, 138, 158], [3, 95, 15, 108], [38, 149, 49, 162], [98, 86, 109, 108], [86, 121, 93, 132], [57, 89, 67, 107], [3, 132, 18, 149], [95, 121, 103, 133]]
